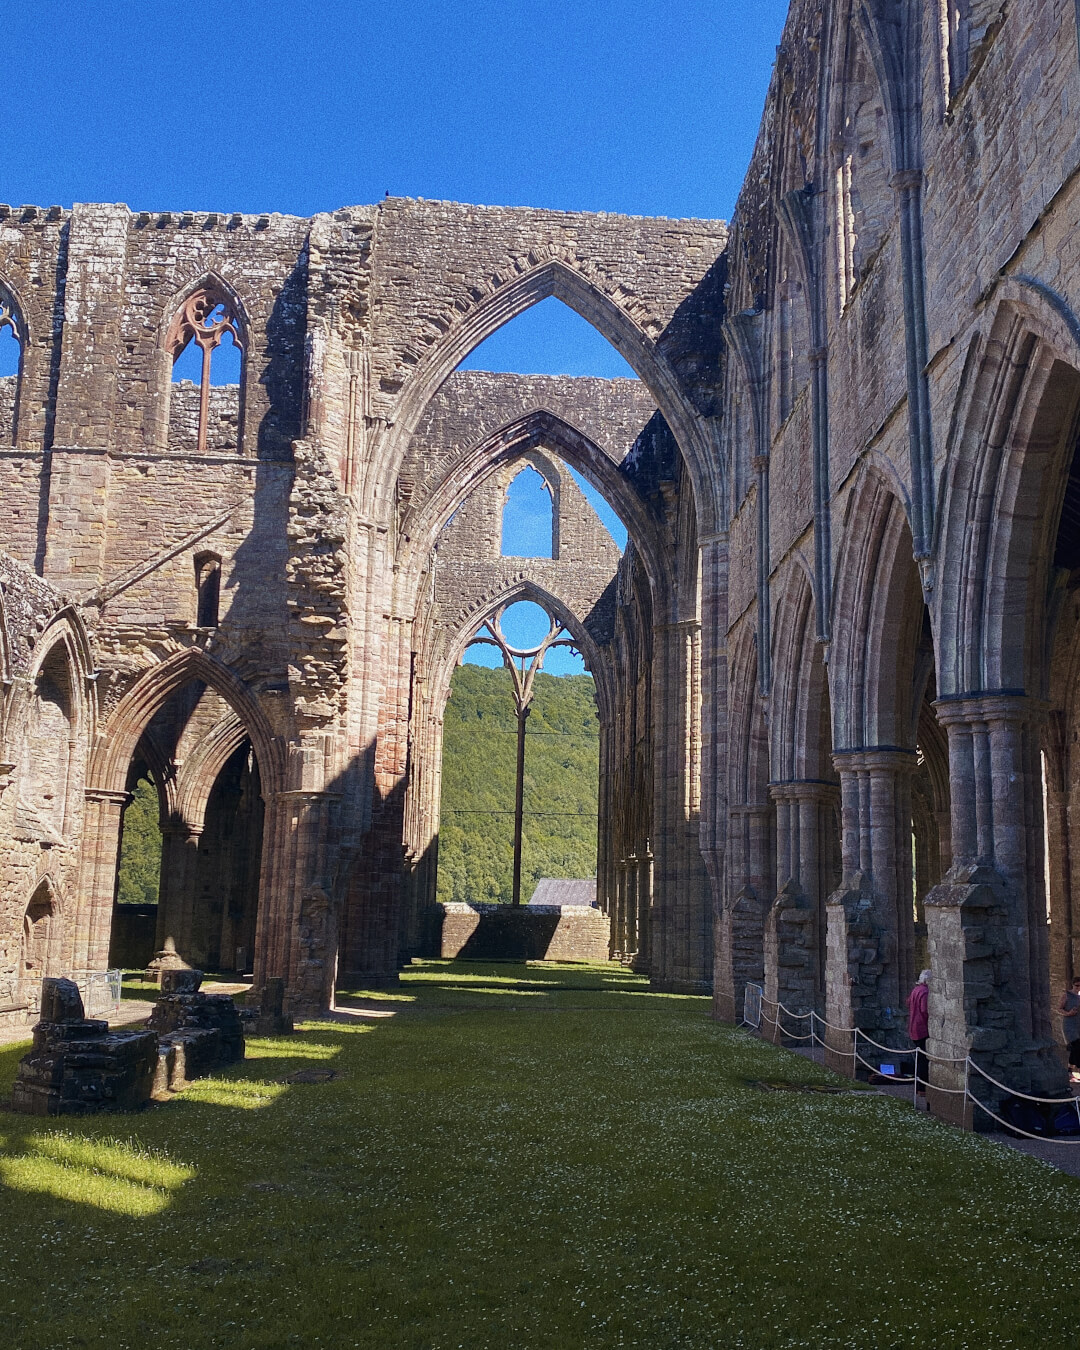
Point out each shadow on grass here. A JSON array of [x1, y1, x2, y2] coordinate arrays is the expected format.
[[337, 957, 706, 1014]]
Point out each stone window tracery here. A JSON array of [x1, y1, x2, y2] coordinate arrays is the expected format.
[[0, 286, 25, 445], [166, 285, 245, 455]]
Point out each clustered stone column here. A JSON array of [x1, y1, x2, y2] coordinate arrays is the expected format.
[[763, 781, 838, 1037], [649, 618, 711, 993], [74, 788, 130, 973], [714, 803, 771, 1023], [155, 822, 203, 958], [925, 696, 1062, 1116], [824, 750, 916, 1069]]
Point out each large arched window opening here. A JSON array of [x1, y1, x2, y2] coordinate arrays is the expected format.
[[501, 466, 557, 559], [437, 598, 600, 909], [834, 24, 894, 311], [166, 283, 245, 455]]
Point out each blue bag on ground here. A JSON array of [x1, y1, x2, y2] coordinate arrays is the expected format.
[[1000, 1097, 1048, 1136]]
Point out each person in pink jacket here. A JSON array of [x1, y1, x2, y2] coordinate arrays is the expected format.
[[907, 969, 931, 1093]]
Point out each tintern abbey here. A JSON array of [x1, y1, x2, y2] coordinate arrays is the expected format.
[[0, 0, 1075, 1116]]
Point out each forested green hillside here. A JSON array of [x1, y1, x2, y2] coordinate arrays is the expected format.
[[436, 664, 599, 904], [116, 775, 162, 905]]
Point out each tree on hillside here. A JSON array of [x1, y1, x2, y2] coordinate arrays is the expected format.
[[116, 774, 162, 905], [436, 664, 599, 904]]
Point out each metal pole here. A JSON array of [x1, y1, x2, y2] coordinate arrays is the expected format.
[[512, 702, 529, 906]]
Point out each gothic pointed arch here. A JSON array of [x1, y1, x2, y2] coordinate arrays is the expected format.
[[771, 563, 832, 783], [173, 706, 252, 831], [371, 257, 720, 533], [936, 286, 1080, 698], [0, 274, 27, 446], [15, 613, 93, 843], [90, 648, 283, 801], [20, 873, 64, 1008], [831, 466, 924, 750], [396, 407, 667, 607]]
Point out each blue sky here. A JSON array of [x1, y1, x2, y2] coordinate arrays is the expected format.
[[6, 2, 787, 223], [5, 1, 790, 672]]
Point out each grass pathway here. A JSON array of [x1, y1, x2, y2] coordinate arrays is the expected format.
[[0, 960, 1077, 1349]]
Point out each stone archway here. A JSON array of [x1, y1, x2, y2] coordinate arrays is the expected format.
[[78, 648, 283, 977]]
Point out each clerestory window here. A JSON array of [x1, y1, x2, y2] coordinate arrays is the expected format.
[[501, 466, 557, 559], [166, 285, 244, 455], [0, 286, 25, 445], [942, 0, 1004, 98]]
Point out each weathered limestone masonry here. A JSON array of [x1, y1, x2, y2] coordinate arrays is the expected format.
[[717, 0, 1080, 1120], [3, 1, 1075, 1118], [0, 194, 726, 1024]]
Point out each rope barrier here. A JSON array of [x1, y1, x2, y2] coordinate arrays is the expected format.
[[967, 1095, 1080, 1144], [965, 1057, 1080, 1106], [745, 983, 1080, 1138]]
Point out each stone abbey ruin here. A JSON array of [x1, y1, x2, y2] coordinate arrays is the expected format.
[[0, 0, 1076, 1116]]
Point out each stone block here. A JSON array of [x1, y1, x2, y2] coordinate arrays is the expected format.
[[160, 967, 204, 995], [148, 990, 245, 1068], [11, 1020, 157, 1115], [40, 977, 86, 1024], [253, 977, 294, 1036]]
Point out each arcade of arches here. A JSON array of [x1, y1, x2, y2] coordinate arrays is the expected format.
[[0, 1, 1078, 1115]]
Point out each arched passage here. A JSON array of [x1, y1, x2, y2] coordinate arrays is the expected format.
[[931, 287, 1080, 1092], [828, 468, 934, 1045], [78, 649, 282, 975], [19, 876, 63, 1013]]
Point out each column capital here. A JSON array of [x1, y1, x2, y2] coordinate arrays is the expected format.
[[161, 820, 203, 840], [730, 802, 775, 819], [891, 168, 924, 192], [933, 693, 1048, 728], [831, 747, 918, 775], [769, 778, 842, 804]]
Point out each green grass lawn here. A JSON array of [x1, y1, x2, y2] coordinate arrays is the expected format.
[[1, 959, 1078, 1349]]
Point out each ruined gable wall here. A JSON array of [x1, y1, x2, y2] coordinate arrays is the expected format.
[[430, 446, 622, 653], [365, 199, 728, 425], [404, 369, 657, 494]]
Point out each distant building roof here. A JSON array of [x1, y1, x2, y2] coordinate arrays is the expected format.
[[528, 879, 597, 907]]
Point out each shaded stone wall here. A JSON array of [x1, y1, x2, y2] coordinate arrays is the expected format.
[[716, 0, 1080, 1113]]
